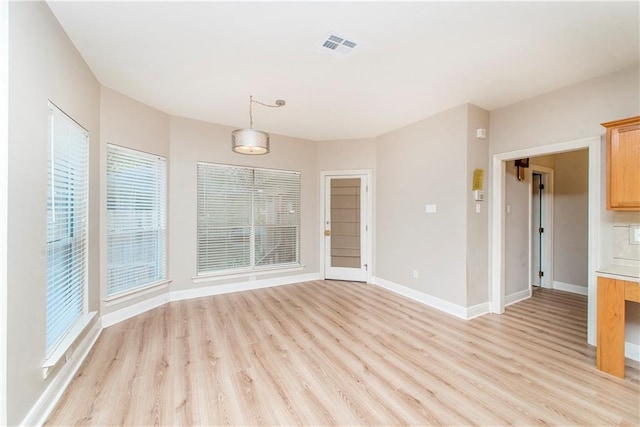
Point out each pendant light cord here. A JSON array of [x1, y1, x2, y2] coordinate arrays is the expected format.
[[248, 95, 286, 129]]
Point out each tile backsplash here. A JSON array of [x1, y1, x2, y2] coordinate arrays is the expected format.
[[613, 212, 640, 265]]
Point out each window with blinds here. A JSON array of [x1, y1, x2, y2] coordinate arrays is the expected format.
[[46, 103, 89, 355], [197, 163, 300, 275], [106, 144, 167, 297]]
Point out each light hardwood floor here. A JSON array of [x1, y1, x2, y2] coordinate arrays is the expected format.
[[46, 281, 640, 426]]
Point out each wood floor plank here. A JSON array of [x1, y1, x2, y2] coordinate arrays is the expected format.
[[45, 281, 640, 426], [312, 282, 588, 424]]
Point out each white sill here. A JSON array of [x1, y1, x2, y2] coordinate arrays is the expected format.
[[42, 311, 97, 379], [103, 279, 171, 307], [193, 265, 304, 284]]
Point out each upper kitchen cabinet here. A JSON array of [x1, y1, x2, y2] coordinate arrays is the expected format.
[[602, 116, 640, 211]]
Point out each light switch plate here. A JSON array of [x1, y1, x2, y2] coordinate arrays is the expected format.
[[630, 225, 640, 245], [425, 204, 437, 213]]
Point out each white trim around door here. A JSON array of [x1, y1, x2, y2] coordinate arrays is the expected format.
[[0, 0, 8, 422], [320, 170, 373, 283], [490, 136, 600, 346]]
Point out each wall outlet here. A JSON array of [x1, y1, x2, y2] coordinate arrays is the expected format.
[[425, 204, 437, 213], [630, 225, 640, 245], [413, 270, 419, 279]]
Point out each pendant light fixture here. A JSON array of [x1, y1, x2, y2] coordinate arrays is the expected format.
[[232, 95, 286, 155]]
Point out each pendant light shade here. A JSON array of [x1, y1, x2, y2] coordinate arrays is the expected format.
[[232, 129, 270, 155], [232, 95, 285, 155]]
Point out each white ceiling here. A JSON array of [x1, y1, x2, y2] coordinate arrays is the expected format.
[[47, 1, 639, 141]]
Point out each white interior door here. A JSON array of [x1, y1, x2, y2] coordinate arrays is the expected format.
[[530, 165, 554, 290], [323, 175, 368, 281], [532, 172, 543, 287]]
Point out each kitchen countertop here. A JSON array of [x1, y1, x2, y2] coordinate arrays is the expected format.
[[596, 264, 640, 283]]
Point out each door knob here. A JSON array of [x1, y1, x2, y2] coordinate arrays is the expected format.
[[324, 230, 331, 236]]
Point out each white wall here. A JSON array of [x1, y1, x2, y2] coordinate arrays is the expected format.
[[504, 161, 531, 296], [0, 0, 8, 423], [531, 155, 554, 169], [7, 3, 101, 424], [553, 150, 589, 288], [466, 105, 490, 306], [375, 103, 490, 308], [376, 105, 468, 306], [490, 66, 639, 154], [316, 138, 377, 172], [169, 117, 319, 292]]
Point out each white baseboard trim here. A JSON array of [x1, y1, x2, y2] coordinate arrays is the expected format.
[[101, 292, 170, 328], [21, 318, 102, 427], [466, 302, 491, 319], [102, 273, 322, 328], [626, 341, 640, 362], [552, 281, 588, 296], [371, 276, 486, 320], [505, 289, 531, 306], [171, 272, 321, 302]]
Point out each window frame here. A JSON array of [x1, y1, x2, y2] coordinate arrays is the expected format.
[[196, 162, 301, 277], [106, 143, 167, 299], [46, 102, 90, 357]]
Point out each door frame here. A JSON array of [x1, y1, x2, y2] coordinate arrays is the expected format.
[[0, 0, 8, 422], [529, 165, 554, 292], [320, 169, 373, 282], [490, 136, 600, 346]]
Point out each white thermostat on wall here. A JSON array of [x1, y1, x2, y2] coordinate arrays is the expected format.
[[474, 190, 484, 201]]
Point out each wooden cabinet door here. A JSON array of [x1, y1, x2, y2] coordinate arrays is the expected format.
[[603, 117, 640, 210], [596, 276, 626, 378]]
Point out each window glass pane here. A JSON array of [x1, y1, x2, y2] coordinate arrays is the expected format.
[[197, 163, 300, 274], [46, 103, 88, 354], [197, 226, 251, 272], [197, 163, 253, 273], [254, 169, 300, 267], [255, 226, 299, 267], [107, 145, 166, 296]]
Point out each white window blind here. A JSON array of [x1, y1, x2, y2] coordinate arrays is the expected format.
[[46, 103, 88, 355], [107, 144, 167, 297], [197, 163, 300, 275], [253, 168, 300, 267]]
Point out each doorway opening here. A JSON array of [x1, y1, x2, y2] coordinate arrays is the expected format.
[[491, 136, 600, 346]]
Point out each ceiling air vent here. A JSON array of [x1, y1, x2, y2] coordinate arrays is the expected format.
[[317, 33, 359, 58]]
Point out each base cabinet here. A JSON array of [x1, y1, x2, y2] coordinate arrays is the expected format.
[[596, 276, 640, 378]]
